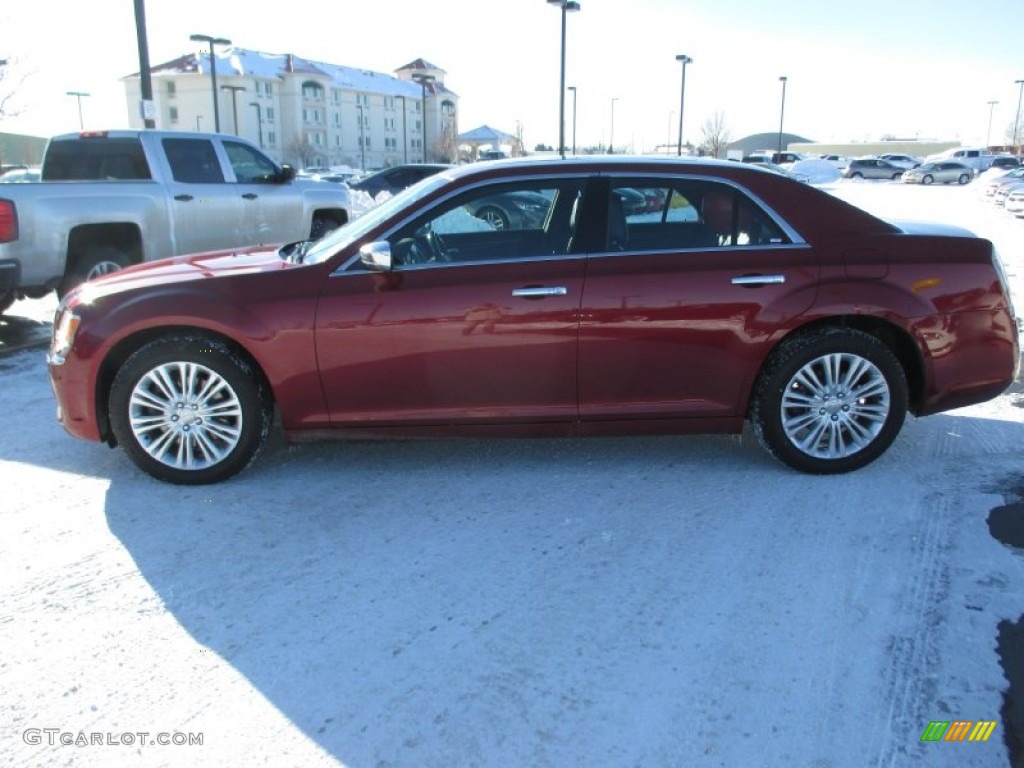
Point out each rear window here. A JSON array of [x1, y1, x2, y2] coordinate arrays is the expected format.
[[42, 138, 152, 181]]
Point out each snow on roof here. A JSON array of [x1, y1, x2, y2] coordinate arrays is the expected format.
[[145, 48, 456, 99]]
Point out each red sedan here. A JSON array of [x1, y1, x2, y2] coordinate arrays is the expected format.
[[48, 157, 1020, 484]]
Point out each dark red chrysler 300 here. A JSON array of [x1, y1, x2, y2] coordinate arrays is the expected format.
[[48, 157, 1020, 484]]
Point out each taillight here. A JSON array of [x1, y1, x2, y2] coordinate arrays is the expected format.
[[0, 200, 17, 243]]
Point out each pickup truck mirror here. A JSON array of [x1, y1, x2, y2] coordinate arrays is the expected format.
[[360, 241, 393, 271], [278, 164, 297, 183]]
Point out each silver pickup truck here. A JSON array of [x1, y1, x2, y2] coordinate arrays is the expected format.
[[0, 130, 351, 313]]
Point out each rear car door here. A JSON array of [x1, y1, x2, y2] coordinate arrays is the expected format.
[[314, 176, 588, 427], [577, 176, 820, 420], [161, 137, 246, 255]]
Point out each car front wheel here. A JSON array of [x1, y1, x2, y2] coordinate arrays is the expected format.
[[751, 328, 908, 474], [109, 336, 273, 484], [957, 174, 971, 185]]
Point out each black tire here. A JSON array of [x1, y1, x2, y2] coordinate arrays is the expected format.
[[922, 175, 934, 185], [0, 289, 15, 315], [109, 336, 273, 484], [475, 205, 509, 230], [750, 328, 908, 474], [60, 245, 130, 297], [957, 174, 971, 185], [892, 173, 903, 180], [850, 172, 864, 179], [310, 215, 343, 240]]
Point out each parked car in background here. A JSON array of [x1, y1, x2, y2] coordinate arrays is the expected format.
[[48, 156, 1019, 484], [1005, 187, 1024, 217], [993, 179, 1024, 207], [0, 166, 41, 183], [900, 161, 974, 185], [478, 150, 509, 161], [924, 147, 997, 174], [348, 163, 452, 198], [843, 158, 906, 180], [982, 166, 1024, 198], [878, 153, 921, 169], [818, 154, 849, 169], [988, 156, 1020, 170]]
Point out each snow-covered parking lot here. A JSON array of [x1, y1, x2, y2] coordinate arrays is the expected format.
[[2, 179, 1022, 767]]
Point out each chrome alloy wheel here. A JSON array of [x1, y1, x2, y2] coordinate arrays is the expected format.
[[85, 260, 124, 280], [779, 352, 891, 459], [127, 362, 244, 470]]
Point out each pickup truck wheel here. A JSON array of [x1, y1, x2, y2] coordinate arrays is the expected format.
[[751, 328, 908, 474], [109, 336, 273, 485], [60, 246, 130, 297], [310, 215, 343, 240]]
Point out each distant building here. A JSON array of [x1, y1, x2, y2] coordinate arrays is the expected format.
[[726, 132, 814, 158], [122, 49, 459, 170]]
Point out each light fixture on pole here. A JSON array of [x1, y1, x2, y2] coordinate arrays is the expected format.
[[1013, 79, 1024, 154], [567, 85, 578, 155], [777, 76, 788, 153], [66, 91, 90, 130], [675, 54, 692, 156], [609, 97, 619, 154], [986, 100, 999, 147], [190, 33, 231, 133], [412, 73, 436, 163], [249, 102, 263, 148], [221, 85, 246, 136], [548, 0, 581, 159], [396, 95, 409, 164]]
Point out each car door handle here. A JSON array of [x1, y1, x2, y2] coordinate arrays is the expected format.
[[731, 274, 785, 286], [242, 193, 259, 200], [173, 194, 194, 202], [512, 286, 568, 298]]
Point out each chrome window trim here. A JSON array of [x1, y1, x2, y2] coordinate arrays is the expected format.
[[584, 242, 814, 261]]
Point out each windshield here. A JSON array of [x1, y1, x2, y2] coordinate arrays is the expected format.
[[301, 173, 454, 265]]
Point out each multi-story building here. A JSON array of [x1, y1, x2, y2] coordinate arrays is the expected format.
[[123, 49, 458, 171]]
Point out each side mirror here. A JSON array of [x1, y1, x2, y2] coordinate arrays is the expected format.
[[360, 241, 393, 271], [278, 164, 297, 182]]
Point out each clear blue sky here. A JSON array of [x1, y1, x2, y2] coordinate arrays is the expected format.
[[2, 0, 1022, 150]]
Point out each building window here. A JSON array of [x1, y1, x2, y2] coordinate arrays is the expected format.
[[303, 81, 324, 101], [166, 81, 176, 98], [169, 106, 179, 123], [267, 132, 276, 146], [266, 107, 274, 122]]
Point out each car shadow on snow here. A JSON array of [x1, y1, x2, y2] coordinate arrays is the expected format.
[[98, 409, 1024, 765]]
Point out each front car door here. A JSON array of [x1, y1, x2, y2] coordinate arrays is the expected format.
[[220, 139, 305, 244], [577, 175, 820, 423], [314, 175, 589, 428]]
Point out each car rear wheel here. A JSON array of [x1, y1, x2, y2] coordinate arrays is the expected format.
[[751, 328, 908, 474], [60, 245, 130, 297], [475, 206, 509, 230], [892, 173, 903, 180], [109, 336, 273, 484], [957, 174, 971, 185], [922, 174, 934, 185], [850, 172, 863, 179]]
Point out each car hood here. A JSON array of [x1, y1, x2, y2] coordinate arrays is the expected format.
[[71, 244, 294, 304]]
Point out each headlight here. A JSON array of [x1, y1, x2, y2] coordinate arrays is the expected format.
[[48, 309, 80, 365]]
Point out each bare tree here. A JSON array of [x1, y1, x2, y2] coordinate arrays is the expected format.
[[437, 126, 459, 164], [0, 57, 29, 120], [699, 111, 731, 158], [287, 135, 317, 168]]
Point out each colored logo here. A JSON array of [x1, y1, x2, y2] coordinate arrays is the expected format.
[[920, 721, 997, 742]]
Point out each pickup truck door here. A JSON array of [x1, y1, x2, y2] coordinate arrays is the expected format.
[[161, 137, 246, 255], [220, 139, 305, 245]]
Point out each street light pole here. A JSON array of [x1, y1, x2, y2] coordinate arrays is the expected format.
[[196, 115, 203, 132], [396, 95, 408, 164], [190, 33, 231, 133], [548, 0, 581, 159], [675, 54, 692, 156], [249, 102, 263, 148], [609, 97, 618, 154], [357, 104, 366, 172], [66, 91, 89, 130], [986, 100, 999, 147], [412, 73, 435, 163], [567, 85, 578, 155], [777, 76, 788, 153], [1014, 80, 1024, 154], [221, 85, 246, 136]]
